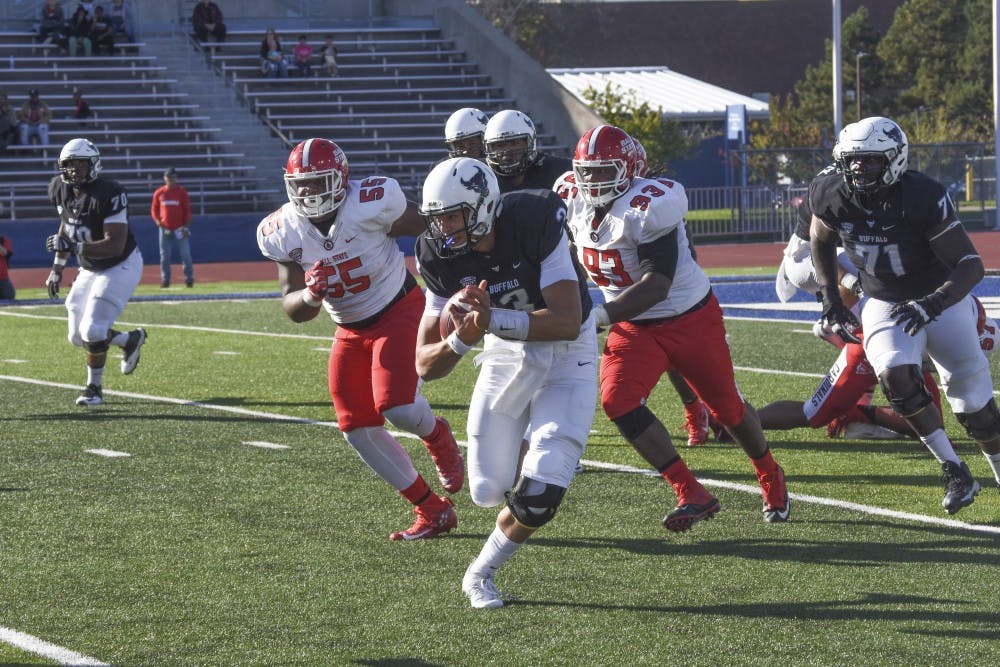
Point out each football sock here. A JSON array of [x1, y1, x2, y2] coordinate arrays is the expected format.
[[982, 451, 1000, 486], [749, 448, 779, 476], [400, 476, 435, 507], [109, 329, 129, 347], [465, 526, 520, 581], [920, 428, 961, 465], [87, 366, 104, 387]]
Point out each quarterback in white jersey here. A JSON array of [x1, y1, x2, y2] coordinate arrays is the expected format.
[[256, 138, 464, 543], [562, 125, 790, 528]]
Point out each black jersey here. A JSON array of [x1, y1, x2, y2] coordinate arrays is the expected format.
[[809, 170, 956, 301], [48, 176, 135, 272], [416, 188, 592, 324], [498, 153, 572, 193]]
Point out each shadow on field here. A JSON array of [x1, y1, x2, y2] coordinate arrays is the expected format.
[[509, 591, 1000, 628]]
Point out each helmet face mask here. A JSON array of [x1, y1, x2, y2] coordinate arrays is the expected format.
[[484, 110, 537, 177], [59, 138, 101, 186], [572, 125, 636, 207], [832, 116, 908, 195], [284, 138, 349, 220], [420, 157, 500, 258]]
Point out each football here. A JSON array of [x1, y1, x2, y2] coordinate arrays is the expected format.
[[439, 289, 472, 339]]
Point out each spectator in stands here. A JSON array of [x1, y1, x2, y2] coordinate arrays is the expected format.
[[37, 0, 65, 45], [0, 233, 14, 300], [151, 167, 194, 288], [260, 28, 288, 78], [18, 89, 51, 146], [70, 87, 92, 126], [108, 0, 136, 43], [67, 3, 94, 58], [322, 35, 338, 77], [292, 34, 314, 78], [90, 6, 115, 55], [0, 93, 18, 149], [191, 0, 226, 45]]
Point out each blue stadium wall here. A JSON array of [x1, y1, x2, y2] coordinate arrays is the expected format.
[[1, 214, 418, 268]]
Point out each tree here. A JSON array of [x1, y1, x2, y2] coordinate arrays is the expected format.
[[581, 82, 699, 173]]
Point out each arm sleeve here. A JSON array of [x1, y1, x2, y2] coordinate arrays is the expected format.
[[538, 229, 579, 289], [636, 228, 679, 279]]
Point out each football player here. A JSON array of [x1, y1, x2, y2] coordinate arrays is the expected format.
[[562, 124, 790, 529], [484, 109, 572, 193], [811, 116, 1000, 514], [256, 138, 464, 541], [444, 107, 489, 160], [45, 138, 147, 406], [630, 137, 715, 447], [414, 157, 598, 609]]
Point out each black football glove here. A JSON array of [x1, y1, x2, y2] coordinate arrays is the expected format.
[[46, 234, 76, 254], [818, 291, 861, 344], [890, 292, 946, 336], [46, 269, 62, 299]]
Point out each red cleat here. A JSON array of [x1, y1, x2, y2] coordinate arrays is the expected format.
[[758, 465, 790, 523], [683, 402, 710, 447], [390, 496, 457, 541], [423, 417, 464, 494]]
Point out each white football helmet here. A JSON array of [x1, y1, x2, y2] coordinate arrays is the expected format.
[[444, 107, 489, 158], [484, 109, 537, 177], [420, 157, 501, 257], [59, 138, 102, 185], [832, 116, 908, 194]]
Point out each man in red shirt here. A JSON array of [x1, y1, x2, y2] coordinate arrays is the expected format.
[[150, 167, 193, 288], [0, 233, 15, 300]]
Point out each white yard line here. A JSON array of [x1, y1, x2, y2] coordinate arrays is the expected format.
[[242, 441, 291, 450], [0, 626, 110, 666], [3, 373, 998, 535], [85, 449, 131, 458]]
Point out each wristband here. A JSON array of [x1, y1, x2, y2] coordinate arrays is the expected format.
[[445, 330, 473, 356], [486, 308, 530, 340], [839, 273, 861, 295], [53, 256, 67, 267], [301, 291, 323, 308]]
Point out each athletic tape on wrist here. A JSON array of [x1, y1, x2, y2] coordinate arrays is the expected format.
[[445, 330, 473, 356], [486, 308, 530, 340]]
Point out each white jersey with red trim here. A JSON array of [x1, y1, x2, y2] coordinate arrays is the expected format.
[[256, 176, 409, 325], [562, 174, 710, 319]]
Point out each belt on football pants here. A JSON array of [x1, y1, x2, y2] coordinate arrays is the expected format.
[[339, 272, 419, 332], [629, 288, 713, 326]]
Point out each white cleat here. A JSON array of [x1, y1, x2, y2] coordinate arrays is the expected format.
[[462, 574, 506, 609], [75, 384, 103, 406], [121, 328, 147, 375]]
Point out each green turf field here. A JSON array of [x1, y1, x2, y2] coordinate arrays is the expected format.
[[1, 284, 998, 666]]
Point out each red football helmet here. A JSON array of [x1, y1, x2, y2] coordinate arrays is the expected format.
[[284, 138, 349, 218], [572, 125, 637, 207], [632, 138, 648, 178]]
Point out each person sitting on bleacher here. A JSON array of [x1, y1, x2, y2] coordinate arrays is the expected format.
[[37, 0, 65, 45], [192, 0, 227, 45], [292, 34, 314, 78], [0, 93, 19, 149], [108, 0, 136, 43], [260, 28, 288, 78], [18, 89, 51, 146], [67, 3, 95, 58], [90, 5, 116, 55]]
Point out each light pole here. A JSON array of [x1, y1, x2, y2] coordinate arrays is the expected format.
[[855, 51, 868, 120]]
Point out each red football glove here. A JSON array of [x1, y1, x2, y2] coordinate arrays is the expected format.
[[303, 260, 335, 306]]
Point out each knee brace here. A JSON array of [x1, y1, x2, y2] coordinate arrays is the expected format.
[[611, 405, 657, 442], [504, 476, 566, 529], [878, 365, 932, 418], [83, 338, 111, 354], [956, 399, 1000, 441]]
